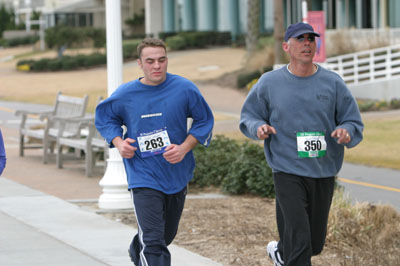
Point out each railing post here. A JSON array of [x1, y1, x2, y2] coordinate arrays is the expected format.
[[386, 46, 392, 79], [338, 56, 343, 78], [354, 54, 358, 85], [370, 50, 374, 82]]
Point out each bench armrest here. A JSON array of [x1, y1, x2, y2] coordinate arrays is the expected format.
[[55, 116, 95, 138], [15, 109, 53, 118]]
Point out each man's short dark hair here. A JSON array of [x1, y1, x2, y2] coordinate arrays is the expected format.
[[137, 38, 167, 59]]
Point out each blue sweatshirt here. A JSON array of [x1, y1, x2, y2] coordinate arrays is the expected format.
[[95, 73, 214, 194], [0, 129, 6, 176], [240, 65, 363, 178]]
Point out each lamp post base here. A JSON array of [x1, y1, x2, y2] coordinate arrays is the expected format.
[[98, 148, 132, 210]]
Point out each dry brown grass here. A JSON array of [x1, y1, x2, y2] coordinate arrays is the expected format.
[[326, 189, 400, 265], [91, 189, 400, 266]]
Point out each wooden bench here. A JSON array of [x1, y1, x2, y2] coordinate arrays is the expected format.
[[15, 92, 89, 164], [55, 97, 107, 177], [55, 116, 108, 177]]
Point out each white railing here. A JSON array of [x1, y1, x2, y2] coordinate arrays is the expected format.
[[325, 44, 400, 85]]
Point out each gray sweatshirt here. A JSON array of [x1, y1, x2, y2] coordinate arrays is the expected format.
[[240, 65, 364, 178]]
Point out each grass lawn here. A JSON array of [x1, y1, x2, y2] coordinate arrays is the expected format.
[[344, 115, 400, 170]]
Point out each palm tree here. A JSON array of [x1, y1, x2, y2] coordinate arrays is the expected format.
[[246, 0, 260, 58], [274, 0, 286, 64]]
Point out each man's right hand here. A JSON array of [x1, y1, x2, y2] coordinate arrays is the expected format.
[[257, 124, 276, 140], [112, 137, 137, 158]]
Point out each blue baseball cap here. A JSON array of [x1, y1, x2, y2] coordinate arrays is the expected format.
[[284, 22, 320, 42]]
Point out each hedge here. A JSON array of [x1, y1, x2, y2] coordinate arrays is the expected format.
[[237, 66, 273, 89], [165, 35, 187, 51], [237, 70, 261, 88], [122, 40, 141, 60], [192, 135, 240, 187], [222, 141, 274, 197], [16, 41, 141, 72], [164, 31, 232, 51], [191, 135, 275, 198], [357, 98, 400, 112], [0, 35, 39, 47], [17, 53, 107, 72]]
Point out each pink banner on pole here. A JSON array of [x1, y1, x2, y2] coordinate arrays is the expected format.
[[308, 11, 326, 62]]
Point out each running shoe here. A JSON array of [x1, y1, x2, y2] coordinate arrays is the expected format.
[[267, 241, 284, 266]]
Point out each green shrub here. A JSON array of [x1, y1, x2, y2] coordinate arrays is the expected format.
[[46, 59, 62, 71], [258, 35, 275, 49], [86, 28, 106, 48], [1, 35, 39, 47], [85, 53, 106, 67], [16, 59, 35, 67], [183, 31, 210, 48], [192, 135, 275, 198], [215, 31, 232, 45], [32, 58, 52, 71], [357, 100, 376, 112], [232, 34, 246, 47], [45, 26, 106, 57], [244, 67, 273, 90], [390, 98, 400, 109], [159, 32, 177, 41], [192, 135, 240, 187], [246, 78, 259, 91], [237, 70, 261, 88], [74, 54, 89, 67], [123, 40, 141, 60], [375, 100, 388, 109], [357, 99, 400, 112], [166, 35, 187, 50], [222, 141, 274, 197], [46, 26, 83, 49], [16, 53, 107, 72], [61, 56, 79, 70], [162, 31, 232, 51], [263, 66, 273, 73]]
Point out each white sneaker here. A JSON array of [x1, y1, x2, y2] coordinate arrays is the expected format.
[[267, 241, 284, 266]]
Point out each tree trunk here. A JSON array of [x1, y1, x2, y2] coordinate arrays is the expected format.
[[274, 0, 286, 64], [246, 0, 260, 58]]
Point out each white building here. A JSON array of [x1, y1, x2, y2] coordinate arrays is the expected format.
[[0, 0, 145, 35]]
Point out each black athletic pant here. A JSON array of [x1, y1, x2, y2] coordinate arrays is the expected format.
[[129, 187, 187, 266], [274, 172, 335, 266]]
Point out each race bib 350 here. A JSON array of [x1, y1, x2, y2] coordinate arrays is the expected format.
[[296, 132, 327, 158]]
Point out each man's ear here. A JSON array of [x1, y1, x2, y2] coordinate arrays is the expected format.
[[137, 58, 142, 68], [282, 42, 289, 53]]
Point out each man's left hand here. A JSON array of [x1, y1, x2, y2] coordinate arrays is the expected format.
[[163, 144, 186, 164], [331, 128, 351, 144]]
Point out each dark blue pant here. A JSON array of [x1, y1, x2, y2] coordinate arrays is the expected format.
[[274, 172, 335, 266], [128, 187, 187, 266]]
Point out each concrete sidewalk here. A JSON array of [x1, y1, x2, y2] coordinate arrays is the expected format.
[[0, 177, 222, 266]]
